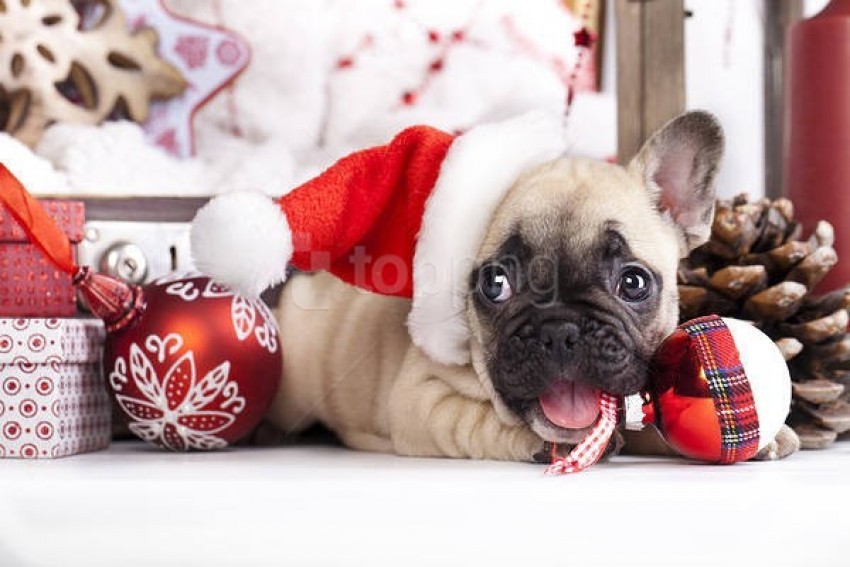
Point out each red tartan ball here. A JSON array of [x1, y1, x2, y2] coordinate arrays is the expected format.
[[649, 317, 791, 463], [104, 276, 281, 451]]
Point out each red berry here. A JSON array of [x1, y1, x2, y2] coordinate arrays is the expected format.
[[401, 91, 418, 106], [573, 27, 594, 48]]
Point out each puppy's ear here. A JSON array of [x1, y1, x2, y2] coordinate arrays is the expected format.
[[628, 111, 724, 253]]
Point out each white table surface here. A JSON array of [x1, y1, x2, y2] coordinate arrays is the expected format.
[[0, 439, 848, 567]]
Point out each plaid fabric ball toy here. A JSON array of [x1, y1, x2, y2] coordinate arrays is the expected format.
[[546, 315, 792, 475]]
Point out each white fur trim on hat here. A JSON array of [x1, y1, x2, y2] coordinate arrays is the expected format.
[[408, 112, 566, 365], [191, 191, 292, 297]]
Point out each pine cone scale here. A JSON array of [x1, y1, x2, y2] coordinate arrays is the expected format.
[[799, 400, 850, 434], [792, 379, 845, 404], [794, 424, 838, 450], [781, 309, 850, 344]]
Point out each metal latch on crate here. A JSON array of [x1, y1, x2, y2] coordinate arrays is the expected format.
[[76, 198, 207, 285]]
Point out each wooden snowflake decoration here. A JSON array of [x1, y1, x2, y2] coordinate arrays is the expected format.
[[0, 0, 186, 146]]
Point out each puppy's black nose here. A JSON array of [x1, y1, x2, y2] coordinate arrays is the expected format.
[[539, 321, 580, 361]]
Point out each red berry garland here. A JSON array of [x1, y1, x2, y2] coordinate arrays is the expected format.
[[329, 0, 597, 119]]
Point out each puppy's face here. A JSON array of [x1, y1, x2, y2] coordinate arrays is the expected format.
[[467, 112, 724, 443]]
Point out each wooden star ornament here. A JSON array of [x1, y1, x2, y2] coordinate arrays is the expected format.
[[117, 0, 251, 157], [0, 0, 187, 147]]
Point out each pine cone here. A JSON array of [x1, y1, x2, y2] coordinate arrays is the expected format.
[[679, 194, 850, 449]]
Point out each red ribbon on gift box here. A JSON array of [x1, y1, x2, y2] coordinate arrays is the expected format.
[[0, 166, 77, 276], [0, 165, 140, 330]]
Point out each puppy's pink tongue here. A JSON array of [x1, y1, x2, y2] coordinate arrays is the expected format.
[[539, 381, 601, 429]]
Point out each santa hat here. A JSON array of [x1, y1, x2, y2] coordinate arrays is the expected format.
[[191, 112, 566, 365]]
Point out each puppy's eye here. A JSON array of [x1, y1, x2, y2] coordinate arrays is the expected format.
[[478, 264, 513, 303], [617, 266, 652, 302]]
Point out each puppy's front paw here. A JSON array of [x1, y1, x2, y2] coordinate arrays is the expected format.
[[532, 442, 578, 464], [753, 424, 801, 461], [533, 442, 558, 464]]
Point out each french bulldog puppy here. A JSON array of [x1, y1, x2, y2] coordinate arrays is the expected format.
[[265, 111, 799, 462]]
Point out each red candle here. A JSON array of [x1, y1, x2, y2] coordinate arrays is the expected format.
[[785, 0, 850, 291]]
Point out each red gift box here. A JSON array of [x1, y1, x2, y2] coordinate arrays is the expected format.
[[0, 200, 84, 317], [0, 317, 111, 458]]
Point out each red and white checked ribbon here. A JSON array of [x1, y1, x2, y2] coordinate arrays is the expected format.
[[544, 392, 619, 475]]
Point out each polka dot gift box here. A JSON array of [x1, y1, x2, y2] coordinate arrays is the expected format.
[[0, 318, 111, 459]]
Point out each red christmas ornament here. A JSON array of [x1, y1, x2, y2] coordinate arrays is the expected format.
[[80, 271, 281, 450], [644, 316, 789, 464], [0, 166, 281, 451]]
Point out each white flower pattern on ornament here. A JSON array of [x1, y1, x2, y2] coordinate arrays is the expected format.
[[112, 333, 245, 451], [160, 277, 278, 354]]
